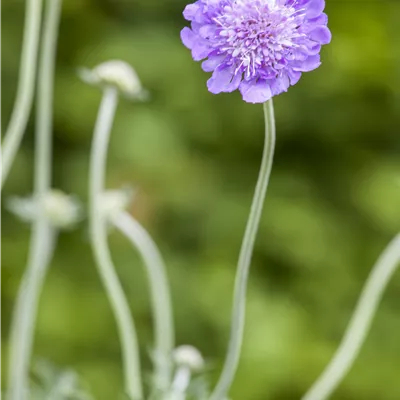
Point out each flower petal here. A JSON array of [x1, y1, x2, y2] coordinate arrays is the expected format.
[[306, 41, 322, 55], [309, 26, 332, 44], [288, 70, 302, 85], [199, 24, 217, 39], [202, 55, 226, 72], [293, 46, 309, 61], [207, 67, 241, 94], [306, 0, 325, 19], [183, 4, 200, 21], [270, 73, 290, 95], [308, 12, 328, 25], [180, 27, 196, 50], [192, 40, 210, 61], [239, 79, 272, 103], [293, 54, 321, 72]]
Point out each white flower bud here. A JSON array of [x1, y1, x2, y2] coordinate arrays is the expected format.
[[79, 60, 148, 100], [7, 190, 82, 229], [100, 188, 134, 219], [173, 345, 204, 372]]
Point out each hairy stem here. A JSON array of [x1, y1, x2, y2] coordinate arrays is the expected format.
[[112, 211, 175, 391], [209, 100, 276, 400], [89, 88, 143, 400], [7, 0, 62, 397], [1, 0, 43, 187], [302, 233, 400, 400]]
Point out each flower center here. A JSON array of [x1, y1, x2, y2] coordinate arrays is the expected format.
[[213, 1, 306, 78]]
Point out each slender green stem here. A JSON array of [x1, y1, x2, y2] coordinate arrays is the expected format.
[[209, 100, 276, 400], [7, 0, 62, 397], [1, 0, 43, 188], [166, 366, 191, 400], [111, 211, 175, 391], [302, 233, 400, 400], [7, 229, 57, 400], [89, 88, 143, 400]]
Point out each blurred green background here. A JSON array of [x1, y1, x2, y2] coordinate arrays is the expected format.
[[2, 0, 400, 399]]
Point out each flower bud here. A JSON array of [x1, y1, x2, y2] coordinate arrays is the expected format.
[[100, 188, 135, 220], [173, 345, 204, 372], [79, 60, 148, 100], [7, 190, 82, 229]]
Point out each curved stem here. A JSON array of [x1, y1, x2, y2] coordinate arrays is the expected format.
[[89, 88, 143, 400], [302, 233, 400, 400], [209, 100, 276, 400], [111, 211, 175, 391], [1, 0, 43, 187], [7, 1, 62, 397]]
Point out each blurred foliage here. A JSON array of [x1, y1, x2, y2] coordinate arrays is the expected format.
[[2, 0, 400, 399], [31, 360, 93, 400]]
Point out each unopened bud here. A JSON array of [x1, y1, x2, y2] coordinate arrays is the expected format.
[[79, 60, 148, 100], [7, 190, 82, 229], [100, 188, 135, 219], [173, 345, 204, 372]]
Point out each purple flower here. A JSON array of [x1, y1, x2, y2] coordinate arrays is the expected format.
[[181, 0, 331, 103]]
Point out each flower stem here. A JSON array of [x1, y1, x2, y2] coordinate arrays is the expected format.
[[111, 211, 175, 391], [7, 229, 57, 400], [302, 233, 400, 400], [209, 100, 276, 400], [166, 366, 191, 400], [89, 88, 143, 400], [1, 0, 43, 188], [7, 0, 62, 397]]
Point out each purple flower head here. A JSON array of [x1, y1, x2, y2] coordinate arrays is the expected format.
[[181, 0, 331, 103]]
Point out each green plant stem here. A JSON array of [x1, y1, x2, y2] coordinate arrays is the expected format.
[[209, 100, 276, 400], [7, 230, 57, 400], [89, 88, 143, 400], [166, 366, 191, 400], [7, 0, 62, 398], [112, 211, 175, 391], [302, 233, 400, 400], [1, 0, 43, 187]]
